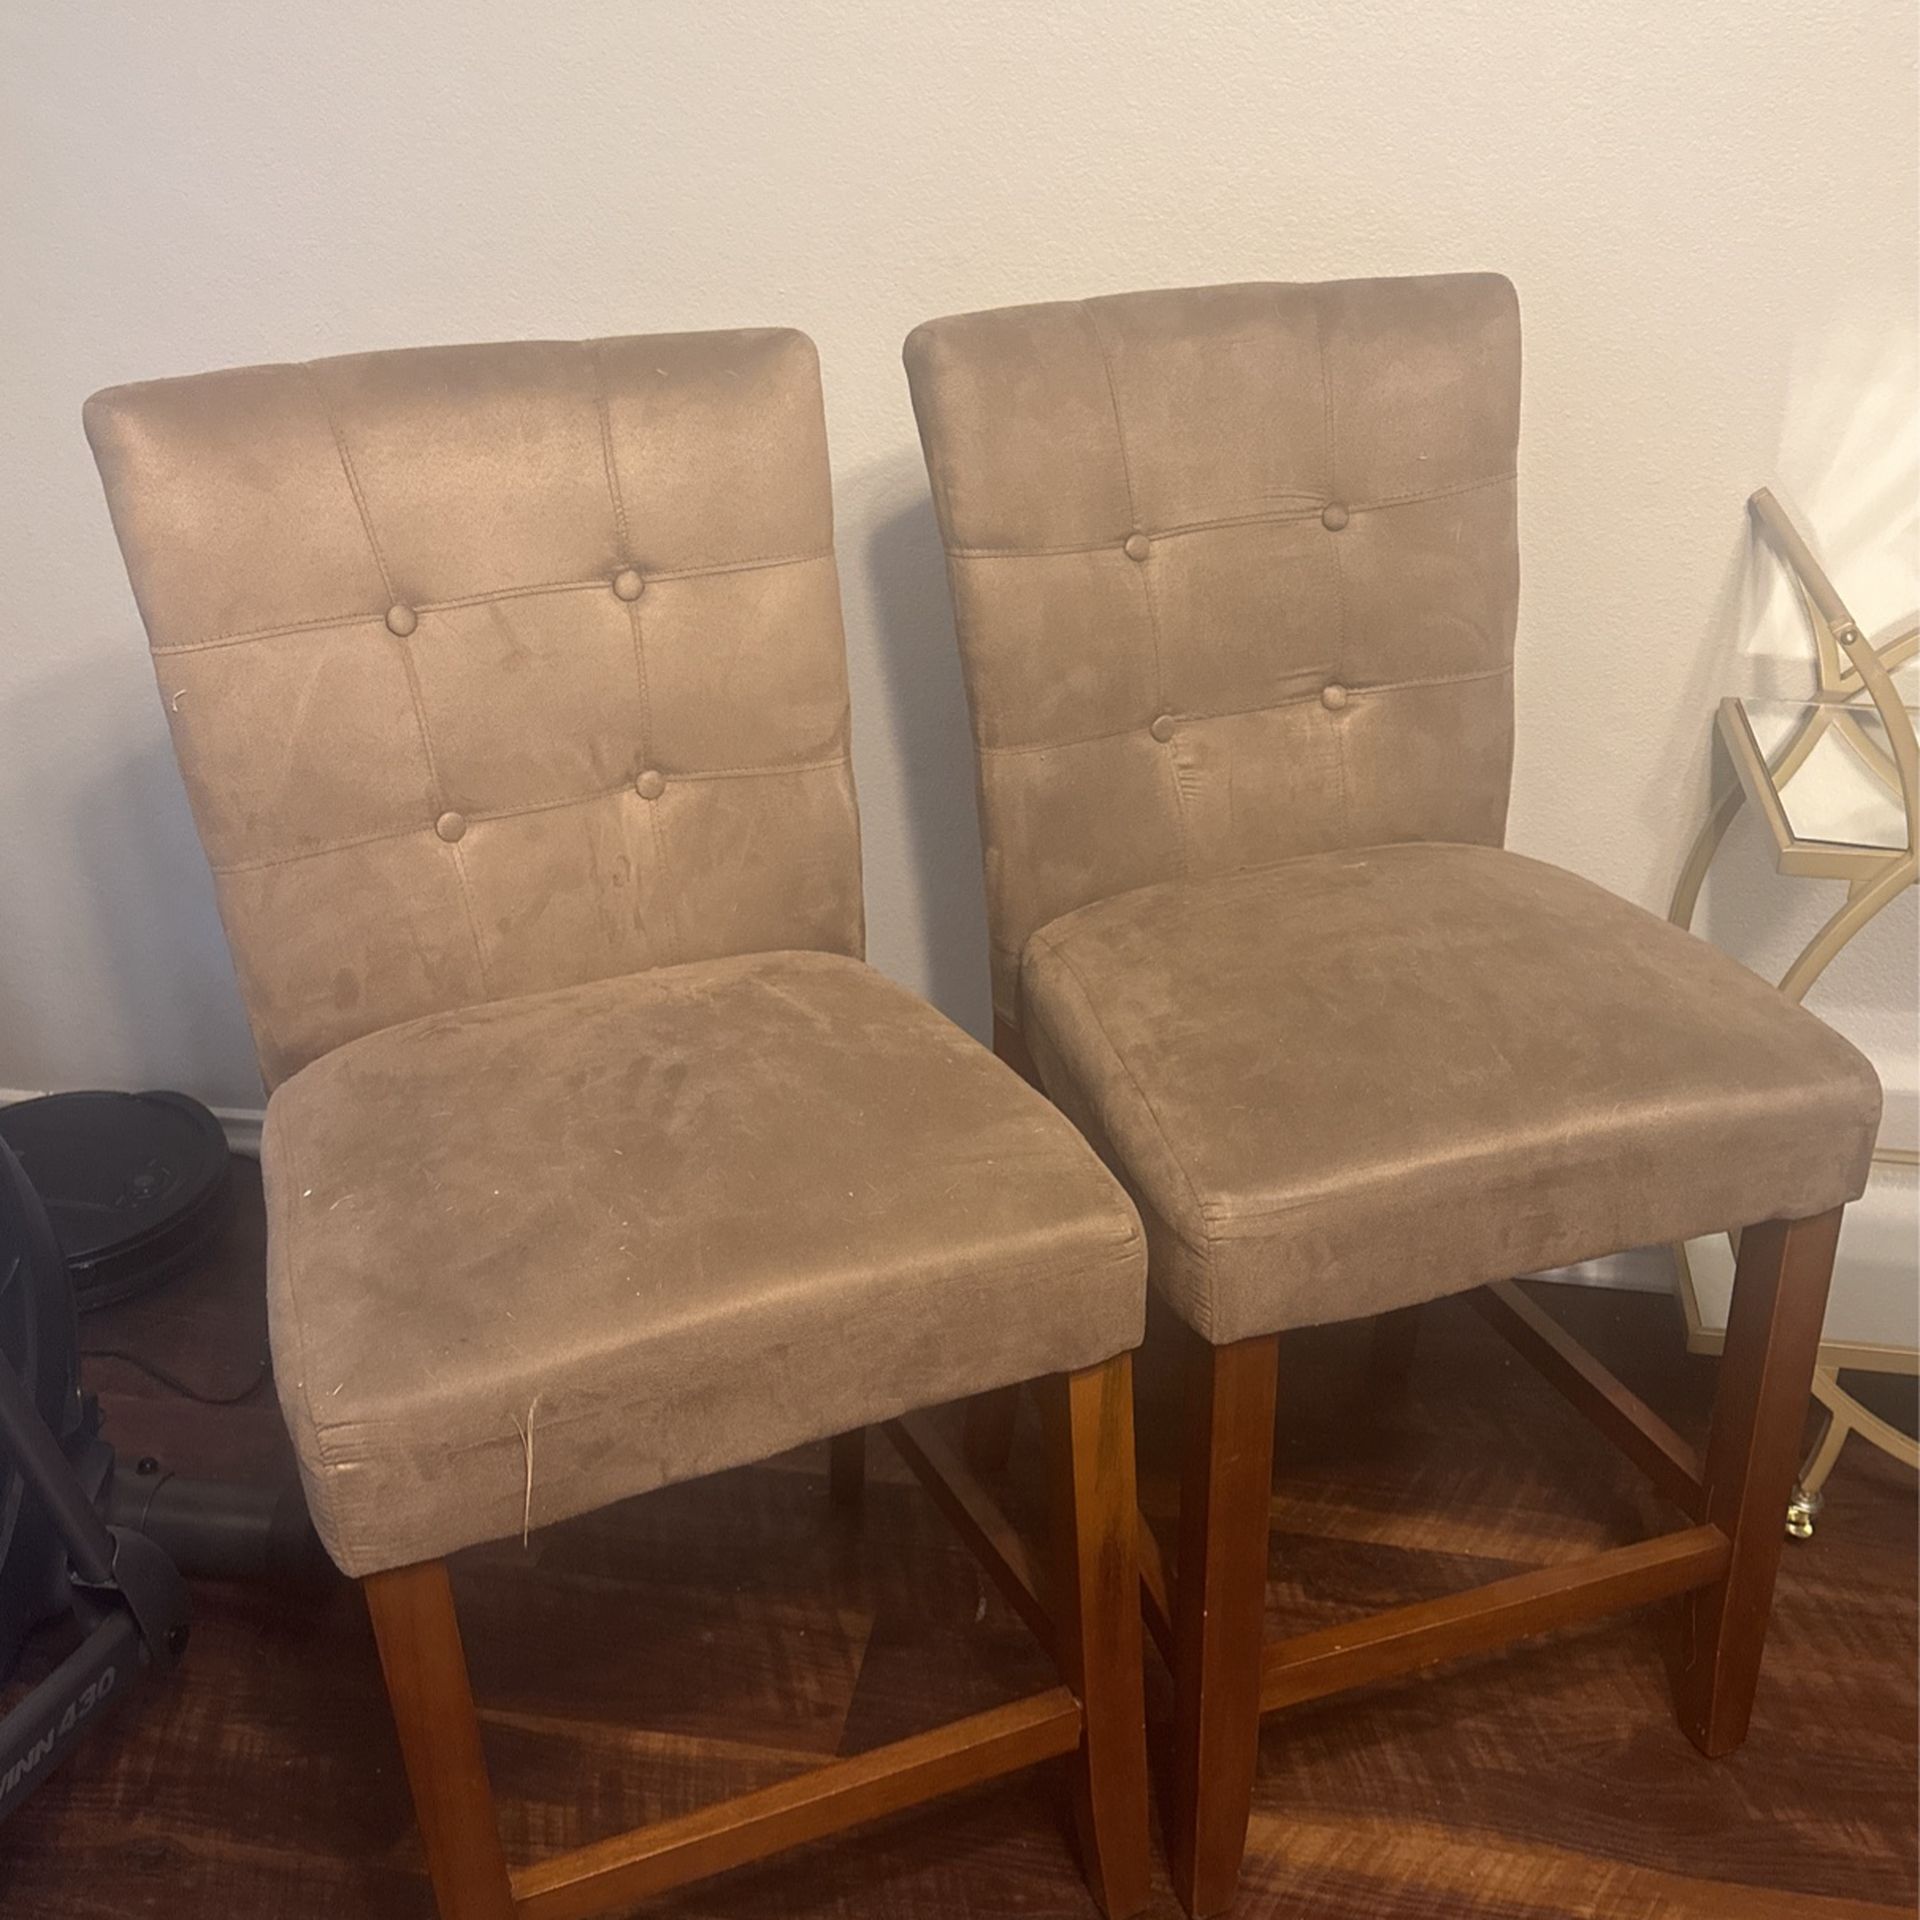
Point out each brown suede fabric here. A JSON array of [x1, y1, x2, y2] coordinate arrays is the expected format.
[[906, 277, 1880, 1343], [905, 275, 1520, 1024], [268, 951, 1143, 1576], [1022, 845, 1879, 1343], [86, 332, 864, 1087], [85, 330, 1147, 1577]]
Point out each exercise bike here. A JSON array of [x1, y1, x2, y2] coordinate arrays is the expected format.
[[0, 1125, 320, 1819]]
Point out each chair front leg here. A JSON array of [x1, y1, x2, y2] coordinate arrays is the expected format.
[[1040, 1354, 1154, 1920], [1676, 1206, 1842, 1756], [363, 1559, 516, 1920], [1168, 1331, 1280, 1920]]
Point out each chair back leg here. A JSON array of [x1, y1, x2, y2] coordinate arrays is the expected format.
[[1167, 1331, 1280, 1919], [363, 1559, 517, 1920], [1676, 1206, 1843, 1755], [1041, 1354, 1154, 1920]]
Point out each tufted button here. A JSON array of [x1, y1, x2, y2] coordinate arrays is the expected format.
[[434, 810, 467, 842], [1321, 503, 1350, 532], [612, 568, 645, 602], [1124, 533, 1151, 562], [1321, 683, 1350, 712], [385, 603, 418, 637], [1149, 713, 1176, 742], [634, 769, 666, 801]]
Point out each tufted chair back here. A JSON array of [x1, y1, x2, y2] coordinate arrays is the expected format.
[[905, 274, 1522, 1030], [86, 330, 864, 1087]]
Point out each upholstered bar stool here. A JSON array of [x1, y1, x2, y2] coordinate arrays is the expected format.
[[85, 330, 1153, 1919], [903, 276, 1882, 1916]]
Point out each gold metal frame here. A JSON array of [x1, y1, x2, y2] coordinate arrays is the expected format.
[[1667, 489, 1918, 1530]]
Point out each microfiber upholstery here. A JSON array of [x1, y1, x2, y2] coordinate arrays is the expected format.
[[1020, 845, 1880, 1343], [86, 332, 865, 1088], [266, 951, 1144, 1576], [906, 275, 1520, 1026], [86, 331, 1146, 1577], [906, 277, 1880, 1343]]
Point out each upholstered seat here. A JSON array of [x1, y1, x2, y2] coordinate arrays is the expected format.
[[1021, 843, 1879, 1345], [269, 948, 1144, 1577]]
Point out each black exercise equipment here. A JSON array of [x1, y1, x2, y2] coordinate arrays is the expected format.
[[0, 1114, 323, 1822]]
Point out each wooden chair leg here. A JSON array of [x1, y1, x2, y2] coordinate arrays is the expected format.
[[964, 1383, 1023, 1475], [1040, 1354, 1154, 1920], [828, 1428, 865, 1511], [363, 1560, 516, 1920], [1167, 1331, 1280, 1919], [1675, 1207, 1842, 1757]]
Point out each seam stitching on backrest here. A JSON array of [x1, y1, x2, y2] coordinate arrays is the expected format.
[[303, 363, 397, 602], [302, 361, 492, 996], [584, 343, 684, 965], [1311, 297, 1354, 843], [938, 472, 1517, 561], [202, 756, 851, 875], [1081, 300, 1191, 876], [151, 551, 837, 655], [973, 663, 1514, 759], [588, 341, 633, 555]]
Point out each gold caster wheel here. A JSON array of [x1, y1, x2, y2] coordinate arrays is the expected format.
[[1785, 1485, 1822, 1540]]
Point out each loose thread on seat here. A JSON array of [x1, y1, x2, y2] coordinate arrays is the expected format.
[[513, 1393, 542, 1548]]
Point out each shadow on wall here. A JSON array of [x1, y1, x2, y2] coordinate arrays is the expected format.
[[858, 468, 992, 1040], [91, 733, 259, 1099], [5, 648, 262, 1107]]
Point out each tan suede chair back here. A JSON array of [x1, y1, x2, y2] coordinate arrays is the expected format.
[[905, 274, 1521, 1027], [86, 331, 863, 1086]]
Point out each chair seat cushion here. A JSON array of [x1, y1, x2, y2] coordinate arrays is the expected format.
[[1019, 843, 1880, 1345], [264, 950, 1144, 1577]]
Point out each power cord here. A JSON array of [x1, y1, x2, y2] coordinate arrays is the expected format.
[[79, 1345, 271, 1407]]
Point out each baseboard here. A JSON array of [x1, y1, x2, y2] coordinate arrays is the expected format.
[[1526, 1248, 1673, 1294], [209, 1104, 264, 1158], [0, 1086, 264, 1160]]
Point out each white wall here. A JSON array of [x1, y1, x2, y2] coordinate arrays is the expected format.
[[3, 3, 1915, 1144]]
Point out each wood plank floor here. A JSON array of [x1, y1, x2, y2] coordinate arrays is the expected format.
[[3, 1158, 1913, 1918]]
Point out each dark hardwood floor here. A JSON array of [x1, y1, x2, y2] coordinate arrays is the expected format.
[[4, 1158, 1914, 1918]]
